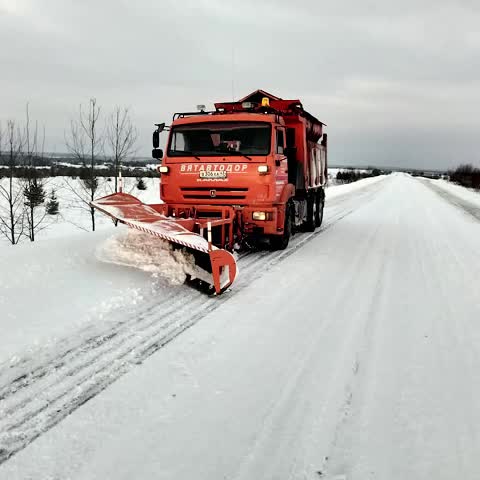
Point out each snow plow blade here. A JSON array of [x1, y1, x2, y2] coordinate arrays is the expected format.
[[90, 193, 237, 294]]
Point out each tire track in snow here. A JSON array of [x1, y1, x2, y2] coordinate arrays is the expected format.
[[0, 177, 388, 465], [231, 212, 389, 480]]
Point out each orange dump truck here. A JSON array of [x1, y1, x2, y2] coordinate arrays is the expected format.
[[91, 90, 327, 294]]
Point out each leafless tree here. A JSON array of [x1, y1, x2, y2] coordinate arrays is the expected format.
[[65, 98, 103, 231], [106, 106, 138, 192], [23, 104, 47, 241], [0, 120, 25, 244]]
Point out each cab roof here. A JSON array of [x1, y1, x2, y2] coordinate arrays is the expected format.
[[172, 90, 325, 127]]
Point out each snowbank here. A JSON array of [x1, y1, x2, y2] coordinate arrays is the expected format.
[[326, 174, 387, 199], [427, 178, 480, 208]]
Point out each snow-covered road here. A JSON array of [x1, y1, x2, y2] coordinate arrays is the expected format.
[[1, 174, 480, 479]]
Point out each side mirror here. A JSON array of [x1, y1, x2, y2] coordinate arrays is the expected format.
[[152, 130, 160, 149], [153, 123, 167, 148], [152, 148, 163, 159]]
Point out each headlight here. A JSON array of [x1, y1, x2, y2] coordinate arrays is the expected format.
[[158, 166, 169, 174], [253, 211, 268, 221], [257, 165, 269, 174]]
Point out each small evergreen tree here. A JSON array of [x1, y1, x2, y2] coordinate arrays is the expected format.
[[136, 178, 147, 190], [23, 177, 46, 241], [46, 189, 59, 215], [24, 179, 45, 208]]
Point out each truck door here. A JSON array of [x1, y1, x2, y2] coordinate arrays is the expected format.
[[275, 128, 288, 196], [286, 127, 304, 190], [286, 128, 297, 185]]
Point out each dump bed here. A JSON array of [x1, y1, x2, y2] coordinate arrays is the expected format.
[[214, 94, 327, 191]]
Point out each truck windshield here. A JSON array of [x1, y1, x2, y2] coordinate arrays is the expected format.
[[168, 122, 271, 157]]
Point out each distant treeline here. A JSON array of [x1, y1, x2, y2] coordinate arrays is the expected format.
[[0, 153, 151, 167], [448, 164, 480, 190], [336, 168, 391, 183], [0, 162, 157, 179], [409, 171, 442, 179]]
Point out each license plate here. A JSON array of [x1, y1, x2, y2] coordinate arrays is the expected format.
[[200, 171, 227, 179]]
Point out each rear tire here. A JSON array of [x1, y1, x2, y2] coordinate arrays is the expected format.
[[305, 192, 315, 232], [271, 201, 293, 250], [315, 190, 325, 228]]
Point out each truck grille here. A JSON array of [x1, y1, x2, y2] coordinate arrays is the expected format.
[[180, 187, 248, 201]]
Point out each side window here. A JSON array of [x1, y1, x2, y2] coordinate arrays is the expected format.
[[171, 131, 186, 152], [276, 129, 285, 154]]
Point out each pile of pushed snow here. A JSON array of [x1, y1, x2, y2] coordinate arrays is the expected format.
[[96, 229, 197, 286]]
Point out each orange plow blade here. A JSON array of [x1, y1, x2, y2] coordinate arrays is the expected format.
[[90, 193, 238, 294]]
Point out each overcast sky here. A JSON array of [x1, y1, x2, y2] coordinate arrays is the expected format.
[[1, 0, 480, 169]]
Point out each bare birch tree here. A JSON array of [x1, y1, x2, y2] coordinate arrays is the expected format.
[[23, 104, 47, 241], [106, 106, 138, 192], [65, 98, 103, 231], [0, 120, 25, 244]]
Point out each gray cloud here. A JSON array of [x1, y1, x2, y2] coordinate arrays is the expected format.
[[1, 0, 480, 169]]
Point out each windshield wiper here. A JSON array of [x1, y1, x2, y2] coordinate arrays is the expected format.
[[173, 150, 253, 161], [171, 150, 201, 160], [225, 151, 252, 161]]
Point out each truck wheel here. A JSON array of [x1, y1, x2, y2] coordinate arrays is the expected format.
[[305, 193, 315, 232], [271, 201, 293, 250], [315, 190, 324, 227]]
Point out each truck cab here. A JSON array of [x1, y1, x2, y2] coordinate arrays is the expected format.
[[154, 90, 327, 250]]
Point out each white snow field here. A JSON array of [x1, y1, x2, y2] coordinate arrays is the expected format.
[[0, 176, 160, 245], [1, 173, 480, 479]]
